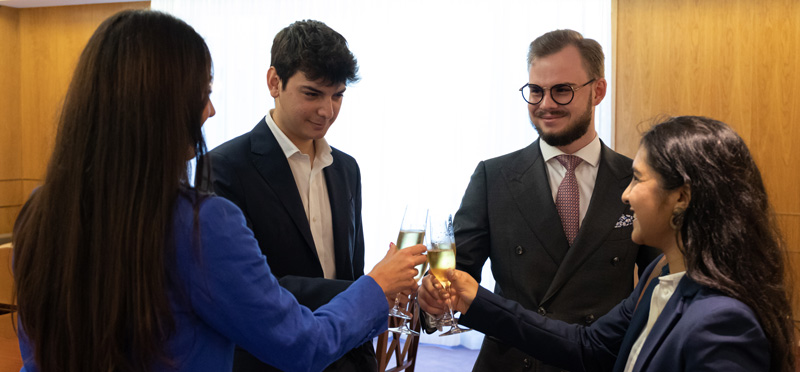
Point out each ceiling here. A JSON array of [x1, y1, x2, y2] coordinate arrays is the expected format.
[[0, 0, 141, 8]]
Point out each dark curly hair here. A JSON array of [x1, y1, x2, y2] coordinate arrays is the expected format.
[[641, 116, 796, 372], [270, 19, 359, 87]]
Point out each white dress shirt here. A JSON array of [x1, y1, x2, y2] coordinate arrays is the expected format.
[[623, 270, 687, 372], [265, 111, 336, 279], [539, 135, 601, 228]]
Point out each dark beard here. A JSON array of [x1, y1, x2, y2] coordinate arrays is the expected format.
[[533, 94, 593, 147]]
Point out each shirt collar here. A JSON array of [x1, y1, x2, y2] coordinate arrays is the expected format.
[[264, 110, 333, 163], [539, 133, 601, 168]]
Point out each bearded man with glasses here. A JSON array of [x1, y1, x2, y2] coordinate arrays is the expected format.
[[420, 29, 659, 372]]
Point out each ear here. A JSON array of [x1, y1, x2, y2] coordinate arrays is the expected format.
[[592, 78, 607, 106], [674, 184, 692, 211], [267, 66, 282, 98]]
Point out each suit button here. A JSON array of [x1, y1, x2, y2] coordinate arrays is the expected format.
[[537, 307, 546, 316], [523, 358, 532, 368], [515, 246, 524, 255], [611, 256, 620, 266], [585, 314, 596, 324]]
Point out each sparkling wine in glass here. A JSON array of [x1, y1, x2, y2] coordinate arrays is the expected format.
[[387, 205, 428, 336], [427, 213, 469, 336]]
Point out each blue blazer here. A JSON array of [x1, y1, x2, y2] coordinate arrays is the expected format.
[[19, 195, 388, 372], [459, 256, 770, 372]]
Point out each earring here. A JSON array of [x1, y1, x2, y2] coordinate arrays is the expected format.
[[670, 207, 685, 230]]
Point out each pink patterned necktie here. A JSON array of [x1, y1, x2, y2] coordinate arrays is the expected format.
[[555, 155, 582, 245]]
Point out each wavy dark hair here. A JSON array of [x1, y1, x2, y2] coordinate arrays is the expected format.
[[12, 9, 211, 372], [641, 116, 796, 372], [270, 19, 359, 87]]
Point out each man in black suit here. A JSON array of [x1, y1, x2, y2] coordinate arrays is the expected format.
[[208, 20, 376, 372], [442, 30, 659, 372]]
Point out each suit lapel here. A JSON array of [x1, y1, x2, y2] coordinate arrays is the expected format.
[[502, 140, 570, 265], [541, 143, 632, 304], [324, 157, 355, 280], [631, 276, 702, 372], [612, 263, 669, 372], [248, 118, 317, 255]]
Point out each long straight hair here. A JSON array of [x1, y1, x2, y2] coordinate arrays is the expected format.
[[641, 116, 796, 372], [12, 10, 211, 371]]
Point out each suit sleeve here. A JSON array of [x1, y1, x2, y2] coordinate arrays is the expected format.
[[183, 197, 388, 372], [457, 259, 667, 372], [454, 161, 492, 282]]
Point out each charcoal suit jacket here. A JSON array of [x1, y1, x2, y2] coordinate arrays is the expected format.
[[454, 139, 660, 372]]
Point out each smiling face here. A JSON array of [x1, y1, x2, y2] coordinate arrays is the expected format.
[[268, 68, 345, 154], [621, 148, 687, 251], [527, 45, 606, 153]]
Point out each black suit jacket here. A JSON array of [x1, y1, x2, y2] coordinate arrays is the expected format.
[[208, 117, 375, 372], [454, 139, 659, 372]]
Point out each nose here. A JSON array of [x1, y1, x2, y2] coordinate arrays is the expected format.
[[621, 181, 632, 205], [208, 100, 216, 118], [317, 97, 334, 119], [538, 88, 559, 109]]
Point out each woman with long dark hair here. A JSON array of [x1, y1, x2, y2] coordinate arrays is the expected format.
[[420, 116, 796, 372], [13, 10, 426, 372]]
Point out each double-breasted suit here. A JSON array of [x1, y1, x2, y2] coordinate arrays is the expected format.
[[208, 117, 374, 372], [455, 139, 659, 372]]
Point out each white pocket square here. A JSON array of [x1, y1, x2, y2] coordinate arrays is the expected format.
[[615, 214, 634, 228]]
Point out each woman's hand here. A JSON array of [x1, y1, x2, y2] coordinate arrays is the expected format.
[[368, 243, 427, 302], [418, 274, 448, 315], [418, 269, 479, 315]]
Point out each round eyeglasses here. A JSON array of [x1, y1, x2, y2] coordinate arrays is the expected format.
[[519, 79, 596, 105]]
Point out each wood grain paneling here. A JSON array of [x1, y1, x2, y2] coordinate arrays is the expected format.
[[615, 0, 800, 320], [0, 207, 18, 237], [0, 1, 150, 235], [0, 181, 22, 208], [0, 6, 21, 184], [19, 1, 151, 181]]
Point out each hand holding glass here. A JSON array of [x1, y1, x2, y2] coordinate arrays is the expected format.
[[427, 214, 469, 336]]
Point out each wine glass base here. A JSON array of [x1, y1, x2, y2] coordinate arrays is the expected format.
[[439, 326, 470, 336], [388, 325, 420, 336], [388, 308, 412, 320]]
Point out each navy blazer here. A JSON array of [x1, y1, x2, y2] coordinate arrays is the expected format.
[[460, 256, 771, 372], [208, 117, 371, 371]]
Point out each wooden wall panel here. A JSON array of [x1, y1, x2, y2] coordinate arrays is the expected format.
[[0, 6, 21, 235], [19, 1, 151, 182], [0, 6, 21, 181], [0, 6, 21, 183], [0, 1, 150, 235], [615, 0, 800, 320]]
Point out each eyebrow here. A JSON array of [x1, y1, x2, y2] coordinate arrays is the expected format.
[[300, 85, 347, 95], [529, 82, 577, 87]]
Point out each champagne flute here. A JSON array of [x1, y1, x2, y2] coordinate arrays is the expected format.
[[388, 205, 428, 329], [427, 213, 469, 336]]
